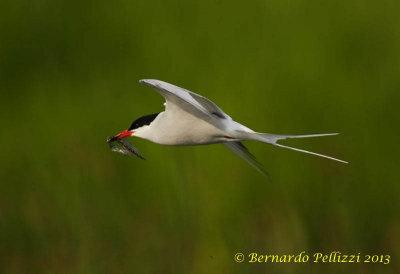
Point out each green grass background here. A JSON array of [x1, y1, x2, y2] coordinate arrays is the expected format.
[[1, 0, 399, 273]]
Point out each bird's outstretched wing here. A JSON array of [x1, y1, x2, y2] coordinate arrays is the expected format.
[[223, 142, 269, 178], [140, 79, 231, 128]]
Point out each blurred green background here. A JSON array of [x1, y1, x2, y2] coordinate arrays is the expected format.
[[1, 0, 399, 273]]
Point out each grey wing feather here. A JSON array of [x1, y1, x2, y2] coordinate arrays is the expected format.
[[223, 142, 269, 178], [139, 79, 231, 120], [187, 91, 231, 119]]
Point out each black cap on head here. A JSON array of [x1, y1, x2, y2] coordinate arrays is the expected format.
[[129, 113, 159, 131]]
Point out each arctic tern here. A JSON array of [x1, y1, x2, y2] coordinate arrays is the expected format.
[[109, 79, 347, 176]]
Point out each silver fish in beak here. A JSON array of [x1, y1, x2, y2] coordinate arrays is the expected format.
[[107, 136, 145, 160]]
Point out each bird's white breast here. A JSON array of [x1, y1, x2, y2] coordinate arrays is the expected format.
[[134, 111, 227, 146]]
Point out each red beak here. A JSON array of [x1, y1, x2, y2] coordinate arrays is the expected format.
[[115, 129, 133, 140]]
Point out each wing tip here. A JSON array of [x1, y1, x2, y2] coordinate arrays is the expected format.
[[223, 142, 271, 180], [139, 79, 154, 86], [140, 79, 172, 90]]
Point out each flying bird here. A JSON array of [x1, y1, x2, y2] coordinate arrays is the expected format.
[[108, 79, 347, 176]]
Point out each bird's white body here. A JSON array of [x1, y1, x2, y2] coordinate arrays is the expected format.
[[134, 106, 256, 146], [134, 80, 256, 145], [134, 111, 228, 145], [113, 79, 347, 176]]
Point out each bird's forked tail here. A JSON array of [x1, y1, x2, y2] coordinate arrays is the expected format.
[[246, 132, 348, 164]]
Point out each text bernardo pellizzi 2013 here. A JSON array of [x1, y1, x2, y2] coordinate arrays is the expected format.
[[233, 251, 390, 264]]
